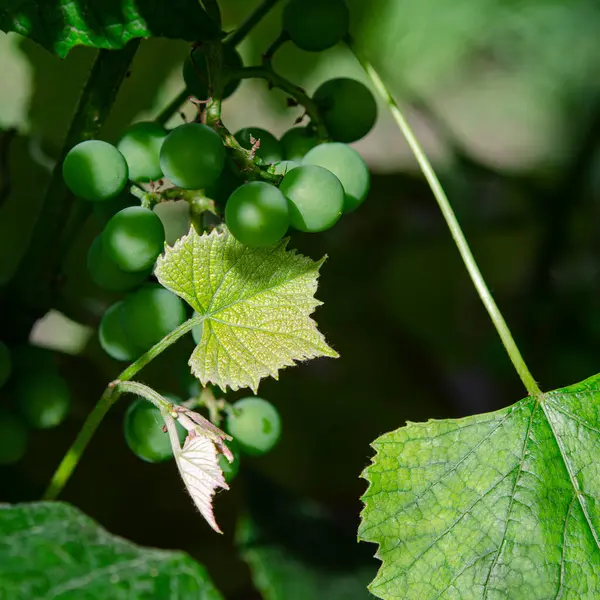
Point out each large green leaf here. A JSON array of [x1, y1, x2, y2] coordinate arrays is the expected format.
[[359, 374, 600, 599], [155, 229, 338, 392], [0, 0, 218, 58], [0, 502, 223, 599]]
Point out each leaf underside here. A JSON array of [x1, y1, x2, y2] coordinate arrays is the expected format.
[[0, 0, 218, 58], [0, 502, 223, 599], [155, 228, 338, 392], [359, 374, 600, 599]]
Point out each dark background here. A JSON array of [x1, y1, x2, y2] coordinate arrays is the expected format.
[[2, 0, 600, 596]]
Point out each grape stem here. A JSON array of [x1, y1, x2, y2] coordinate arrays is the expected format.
[[229, 65, 328, 139], [42, 315, 204, 500], [116, 381, 173, 412], [347, 38, 542, 399], [263, 31, 290, 64], [225, 0, 283, 48]]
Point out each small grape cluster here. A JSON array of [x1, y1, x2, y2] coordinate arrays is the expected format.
[[54, 0, 368, 473]]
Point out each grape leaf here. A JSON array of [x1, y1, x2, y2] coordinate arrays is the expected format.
[[359, 374, 600, 599], [0, 0, 219, 58], [154, 229, 338, 392], [0, 501, 223, 599]]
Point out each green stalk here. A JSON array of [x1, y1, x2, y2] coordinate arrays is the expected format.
[[348, 41, 541, 398], [42, 316, 203, 500], [225, 0, 282, 48]]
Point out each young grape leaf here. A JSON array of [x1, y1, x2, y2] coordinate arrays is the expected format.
[[359, 374, 600, 599], [0, 501, 223, 599], [0, 0, 219, 58], [155, 228, 338, 392]]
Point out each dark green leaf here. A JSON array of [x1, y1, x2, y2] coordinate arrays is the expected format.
[[0, 0, 219, 58], [0, 502, 223, 599]]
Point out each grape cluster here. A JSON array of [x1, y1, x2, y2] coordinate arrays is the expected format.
[[55, 0, 365, 473]]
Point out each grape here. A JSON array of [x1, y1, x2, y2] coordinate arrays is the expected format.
[[279, 165, 344, 232], [98, 302, 140, 362], [117, 121, 166, 183], [235, 127, 282, 163], [123, 398, 186, 463], [87, 236, 151, 292], [183, 46, 243, 100], [226, 397, 281, 456], [0, 341, 12, 389], [225, 182, 290, 247], [62, 140, 128, 202], [15, 371, 71, 429], [271, 160, 300, 176], [102, 207, 165, 273], [160, 123, 225, 189], [0, 408, 28, 465], [121, 284, 187, 351], [280, 127, 319, 161], [283, 0, 349, 52], [303, 143, 370, 212], [313, 78, 377, 143], [218, 439, 241, 482]]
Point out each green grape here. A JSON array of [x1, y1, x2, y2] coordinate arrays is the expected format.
[[123, 398, 186, 463], [235, 127, 282, 163], [313, 78, 377, 143], [121, 284, 187, 351], [15, 371, 71, 429], [87, 235, 151, 292], [92, 189, 137, 226], [225, 182, 290, 247], [0, 408, 28, 465], [283, 0, 349, 52], [62, 140, 128, 202], [102, 206, 166, 273], [279, 165, 344, 232], [0, 341, 12, 389], [98, 302, 140, 362], [117, 121, 166, 183], [160, 123, 225, 189], [183, 46, 243, 100], [271, 160, 300, 176], [303, 143, 370, 213], [218, 439, 241, 482], [226, 397, 281, 456], [280, 127, 319, 161]]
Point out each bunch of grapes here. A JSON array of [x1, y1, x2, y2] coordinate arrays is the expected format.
[[52, 0, 367, 472]]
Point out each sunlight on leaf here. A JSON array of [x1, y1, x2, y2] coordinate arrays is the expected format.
[[359, 374, 600, 599], [155, 228, 338, 392]]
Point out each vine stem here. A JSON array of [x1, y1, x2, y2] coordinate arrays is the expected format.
[[225, 0, 282, 48], [348, 41, 542, 398], [42, 316, 203, 500]]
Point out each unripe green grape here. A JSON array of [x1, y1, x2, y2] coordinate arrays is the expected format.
[[87, 236, 152, 292], [160, 123, 225, 189], [271, 160, 300, 176], [313, 78, 377, 143], [15, 371, 71, 429], [121, 284, 187, 351], [0, 408, 28, 465], [226, 397, 281, 456], [283, 0, 349, 52], [280, 127, 319, 161], [123, 398, 186, 463], [98, 302, 140, 362], [102, 206, 165, 273], [279, 165, 344, 232], [218, 439, 241, 482], [117, 121, 166, 183], [62, 140, 128, 202], [183, 46, 243, 100], [0, 341, 12, 389], [235, 127, 282, 163], [303, 143, 370, 212], [225, 182, 290, 247]]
